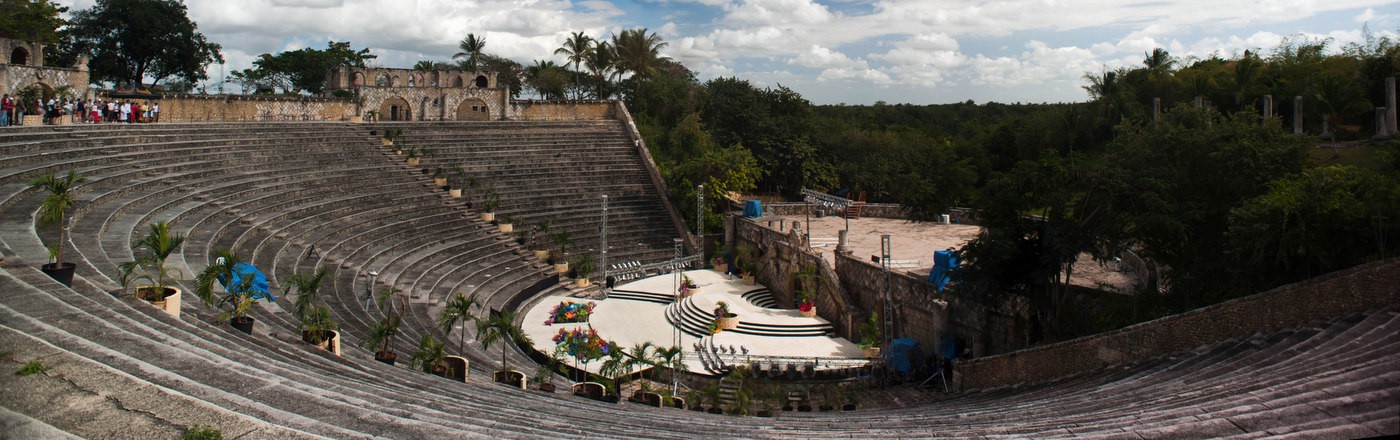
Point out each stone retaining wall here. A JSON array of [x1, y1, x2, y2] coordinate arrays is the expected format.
[[511, 100, 616, 121], [733, 217, 858, 338], [139, 94, 356, 122], [761, 202, 980, 224], [957, 258, 1400, 390]]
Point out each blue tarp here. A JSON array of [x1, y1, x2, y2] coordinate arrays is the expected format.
[[887, 338, 919, 374], [927, 250, 958, 292], [217, 262, 274, 301], [743, 200, 762, 218]]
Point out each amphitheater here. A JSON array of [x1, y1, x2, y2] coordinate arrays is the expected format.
[[0, 109, 1397, 439]]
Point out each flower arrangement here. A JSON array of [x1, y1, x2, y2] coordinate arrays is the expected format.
[[552, 327, 612, 360], [678, 275, 698, 295], [545, 301, 595, 325], [799, 299, 815, 313], [707, 320, 721, 335]]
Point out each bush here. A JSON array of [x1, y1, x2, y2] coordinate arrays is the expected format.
[[182, 424, 223, 440], [16, 360, 49, 376]]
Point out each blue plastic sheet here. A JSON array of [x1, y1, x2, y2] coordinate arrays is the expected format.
[[886, 338, 919, 374], [927, 250, 958, 292], [217, 262, 274, 301], [743, 200, 762, 218]]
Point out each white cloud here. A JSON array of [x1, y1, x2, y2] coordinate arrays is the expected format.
[[789, 45, 865, 70]]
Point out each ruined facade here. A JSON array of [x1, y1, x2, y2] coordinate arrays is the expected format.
[[0, 38, 91, 100], [324, 66, 509, 121]]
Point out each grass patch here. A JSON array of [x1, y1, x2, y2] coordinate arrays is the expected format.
[[16, 359, 49, 376], [181, 424, 223, 440]]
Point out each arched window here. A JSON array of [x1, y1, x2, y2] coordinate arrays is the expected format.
[[474, 75, 489, 88], [452, 76, 464, 88], [10, 47, 30, 65], [408, 75, 416, 87], [352, 72, 365, 87], [376, 74, 391, 87]]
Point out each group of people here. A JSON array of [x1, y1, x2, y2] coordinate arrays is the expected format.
[[1, 94, 160, 126]]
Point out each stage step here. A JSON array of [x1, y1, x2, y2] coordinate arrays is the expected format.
[[741, 288, 779, 308], [607, 289, 672, 304]]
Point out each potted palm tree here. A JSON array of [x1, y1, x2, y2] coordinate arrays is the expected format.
[[534, 345, 566, 393], [195, 248, 261, 334], [498, 214, 516, 234], [530, 221, 551, 260], [118, 221, 185, 317], [286, 267, 339, 353], [448, 167, 469, 198], [859, 311, 883, 358], [433, 167, 448, 188], [381, 128, 402, 146], [795, 264, 819, 317], [736, 245, 757, 285], [405, 147, 421, 167], [436, 292, 480, 355], [29, 171, 85, 286], [410, 334, 450, 377], [360, 288, 404, 365], [477, 309, 532, 388], [480, 188, 499, 222], [550, 229, 571, 273], [573, 254, 595, 288]]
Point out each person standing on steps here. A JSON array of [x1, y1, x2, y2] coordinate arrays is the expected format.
[[0, 94, 11, 127]]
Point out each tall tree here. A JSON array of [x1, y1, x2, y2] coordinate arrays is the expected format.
[[0, 0, 67, 44], [584, 41, 617, 99], [65, 0, 223, 88], [612, 28, 669, 81], [454, 33, 487, 72], [437, 292, 480, 355], [555, 31, 595, 99], [476, 310, 531, 372]]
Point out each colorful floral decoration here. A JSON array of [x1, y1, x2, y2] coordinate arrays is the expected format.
[[552, 327, 612, 360], [545, 300, 595, 325], [799, 299, 814, 313]]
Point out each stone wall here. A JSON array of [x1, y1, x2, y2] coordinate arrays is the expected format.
[[734, 217, 859, 338], [145, 94, 356, 122], [510, 100, 616, 121], [957, 258, 1400, 390], [0, 64, 91, 99], [761, 202, 979, 224]]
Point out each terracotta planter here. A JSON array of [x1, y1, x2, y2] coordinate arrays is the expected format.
[[714, 263, 728, 274], [481, 212, 495, 222], [742, 274, 756, 285], [799, 307, 817, 318], [533, 250, 550, 260], [302, 329, 341, 355], [449, 188, 462, 198], [137, 285, 181, 318], [374, 351, 398, 366], [381, 138, 393, 146], [538, 383, 557, 393], [716, 314, 739, 330], [434, 177, 447, 187], [230, 316, 255, 334], [687, 287, 701, 296], [863, 347, 881, 358], [406, 157, 420, 166], [576, 278, 590, 288], [40, 262, 76, 287], [494, 370, 526, 389], [554, 262, 569, 274], [444, 356, 469, 382], [498, 223, 513, 234]]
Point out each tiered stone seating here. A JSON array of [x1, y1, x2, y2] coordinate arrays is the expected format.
[[0, 122, 1395, 438]]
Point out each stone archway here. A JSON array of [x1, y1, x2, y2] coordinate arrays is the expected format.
[[379, 96, 411, 121], [352, 72, 365, 87], [474, 75, 489, 88], [455, 98, 491, 121], [10, 47, 29, 65], [452, 76, 464, 88]]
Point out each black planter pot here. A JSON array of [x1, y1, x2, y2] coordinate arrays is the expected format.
[[538, 383, 556, 393], [756, 410, 773, 418], [706, 407, 723, 414], [374, 351, 397, 366], [230, 316, 255, 334], [819, 405, 834, 412], [690, 406, 705, 412], [842, 403, 857, 411], [798, 405, 812, 412], [40, 262, 76, 287], [782, 405, 794, 412]]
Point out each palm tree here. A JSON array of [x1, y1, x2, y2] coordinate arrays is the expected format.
[[285, 266, 331, 322], [1142, 48, 1176, 74], [437, 292, 480, 354], [598, 347, 631, 396], [476, 309, 532, 372], [555, 31, 595, 99], [410, 334, 448, 375], [360, 288, 405, 364], [585, 41, 616, 99], [29, 170, 85, 272], [118, 221, 185, 300], [453, 33, 487, 72], [655, 345, 687, 391], [194, 248, 259, 325], [1231, 51, 1266, 109], [612, 28, 669, 80]]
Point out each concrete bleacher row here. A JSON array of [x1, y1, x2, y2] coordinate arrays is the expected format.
[[0, 122, 1395, 438]]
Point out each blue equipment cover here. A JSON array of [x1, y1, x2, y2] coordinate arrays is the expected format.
[[887, 338, 919, 374], [217, 262, 274, 301], [927, 250, 958, 292], [743, 200, 762, 218]]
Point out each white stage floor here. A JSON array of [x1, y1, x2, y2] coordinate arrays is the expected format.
[[522, 269, 867, 377]]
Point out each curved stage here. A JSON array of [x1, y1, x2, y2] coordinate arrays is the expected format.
[[522, 269, 868, 377]]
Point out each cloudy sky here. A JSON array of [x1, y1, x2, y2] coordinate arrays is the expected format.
[[58, 0, 1399, 104]]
